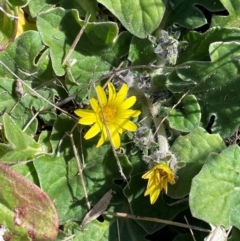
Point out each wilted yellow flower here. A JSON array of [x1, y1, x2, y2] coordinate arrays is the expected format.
[[16, 8, 37, 37], [75, 83, 141, 149], [142, 162, 176, 204]]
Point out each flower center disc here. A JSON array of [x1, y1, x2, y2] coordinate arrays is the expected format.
[[100, 106, 116, 124]]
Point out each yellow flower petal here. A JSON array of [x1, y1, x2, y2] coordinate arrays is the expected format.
[[162, 179, 169, 193], [75, 109, 95, 118], [142, 170, 153, 179], [132, 110, 141, 117], [108, 124, 121, 149], [79, 116, 96, 125], [108, 82, 117, 103], [96, 85, 107, 106], [150, 188, 161, 204], [117, 128, 124, 134], [112, 83, 128, 105], [144, 182, 158, 196], [111, 123, 124, 134], [116, 109, 141, 119], [90, 98, 99, 112], [84, 123, 101, 139], [114, 119, 137, 131], [96, 126, 107, 147], [118, 96, 137, 110], [154, 169, 161, 184]]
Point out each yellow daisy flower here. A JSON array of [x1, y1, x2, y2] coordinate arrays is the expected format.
[[142, 162, 176, 204], [74, 82, 141, 149]]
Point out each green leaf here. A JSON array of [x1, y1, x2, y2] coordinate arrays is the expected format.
[[0, 163, 58, 240], [1, 113, 47, 161], [72, 203, 149, 241], [190, 145, 240, 229], [37, 130, 52, 153], [167, 41, 240, 137], [7, 0, 29, 7], [37, 8, 129, 100], [97, 0, 167, 38], [72, 220, 113, 241], [13, 162, 38, 184], [172, 234, 193, 241], [33, 155, 81, 223], [35, 114, 128, 224], [164, 0, 224, 29], [3, 113, 39, 149], [128, 37, 156, 65], [167, 95, 201, 132], [112, 31, 132, 58], [168, 127, 226, 198], [61, 0, 99, 20], [0, 31, 65, 133], [28, 0, 58, 18], [179, 27, 240, 63], [0, 143, 13, 157], [37, 8, 118, 77], [212, 0, 240, 28], [229, 227, 240, 240]]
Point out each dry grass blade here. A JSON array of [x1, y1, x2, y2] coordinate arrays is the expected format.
[[103, 211, 210, 233], [62, 14, 91, 66], [81, 189, 114, 231]]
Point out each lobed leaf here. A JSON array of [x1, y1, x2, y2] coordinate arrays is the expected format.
[[167, 95, 201, 132], [164, 0, 224, 29], [167, 41, 240, 137], [97, 0, 167, 38], [168, 127, 226, 198], [179, 27, 240, 63], [212, 0, 240, 28], [0, 113, 47, 161], [0, 30, 66, 132], [190, 145, 240, 229], [37, 7, 131, 100], [28, 0, 58, 18], [7, 0, 29, 7]]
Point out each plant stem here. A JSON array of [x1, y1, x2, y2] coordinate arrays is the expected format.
[[150, 101, 169, 153]]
